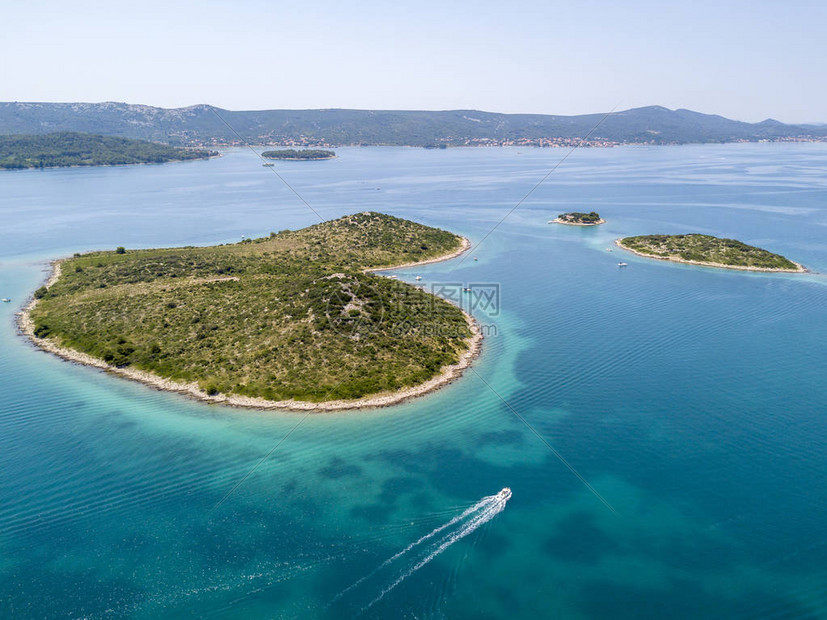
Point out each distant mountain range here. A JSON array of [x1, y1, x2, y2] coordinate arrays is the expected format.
[[1, 102, 824, 147]]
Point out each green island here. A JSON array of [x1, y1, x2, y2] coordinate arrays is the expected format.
[[0, 132, 217, 169], [617, 234, 805, 272], [552, 211, 605, 225], [24, 213, 478, 409], [261, 149, 336, 160]]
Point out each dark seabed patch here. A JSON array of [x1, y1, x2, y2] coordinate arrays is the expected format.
[[542, 511, 619, 564], [318, 456, 363, 480]]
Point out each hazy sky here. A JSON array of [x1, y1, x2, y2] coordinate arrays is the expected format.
[[3, 0, 825, 123]]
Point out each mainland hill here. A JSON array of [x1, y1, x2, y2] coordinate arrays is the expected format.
[[23, 213, 479, 410], [1, 102, 824, 147]]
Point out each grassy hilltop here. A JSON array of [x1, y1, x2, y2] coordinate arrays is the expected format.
[[30, 213, 472, 402], [618, 234, 802, 271]]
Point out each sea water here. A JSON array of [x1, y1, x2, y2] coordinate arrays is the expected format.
[[1, 144, 827, 618]]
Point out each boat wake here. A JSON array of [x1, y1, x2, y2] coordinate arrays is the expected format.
[[332, 488, 511, 615]]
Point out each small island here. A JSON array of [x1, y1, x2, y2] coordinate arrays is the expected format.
[[261, 149, 336, 161], [551, 211, 605, 226], [22, 213, 480, 411], [0, 132, 217, 169], [616, 234, 805, 272]]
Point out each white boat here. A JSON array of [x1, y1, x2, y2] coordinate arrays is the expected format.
[[1, 298, 10, 303], [498, 487, 512, 501], [415, 275, 422, 281], [617, 262, 628, 267]]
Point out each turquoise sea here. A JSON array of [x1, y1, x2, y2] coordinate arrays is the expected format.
[[2, 144, 827, 618]]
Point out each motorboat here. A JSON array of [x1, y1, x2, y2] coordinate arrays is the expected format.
[[498, 487, 512, 501], [617, 262, 628, 267]]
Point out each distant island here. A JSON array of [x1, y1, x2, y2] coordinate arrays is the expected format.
[[261, 149, 335, 160], [0, 132, 217, 169], [21, 212, 481, 411], [616, 234, 805, 272], [552, 212, 605, 226], [1, 102, 825, 147]]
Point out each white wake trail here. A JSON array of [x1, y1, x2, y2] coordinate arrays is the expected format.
[[361, 490, 510, 612], [331, 498, 488, 604], [333, 488, 511, 614]]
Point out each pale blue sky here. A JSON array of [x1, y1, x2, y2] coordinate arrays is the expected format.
[[2, 0, 825, 122]]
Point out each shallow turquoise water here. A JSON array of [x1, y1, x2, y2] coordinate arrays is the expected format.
[[2, 144, 827, 618]]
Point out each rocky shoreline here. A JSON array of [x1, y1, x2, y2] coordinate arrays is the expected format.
[[18, 236, 483, 412], [614, 239, 807, 272]]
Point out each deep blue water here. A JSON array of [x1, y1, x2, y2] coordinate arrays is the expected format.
[[1, 144, 827, 618]]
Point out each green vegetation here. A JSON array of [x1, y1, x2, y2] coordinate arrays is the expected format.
[[619, 234, 802, 270], [30, 212, 473, 403], [557, 211, 603, 224], [261, 149, 335, 160], [0, 132, 217, 169]]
